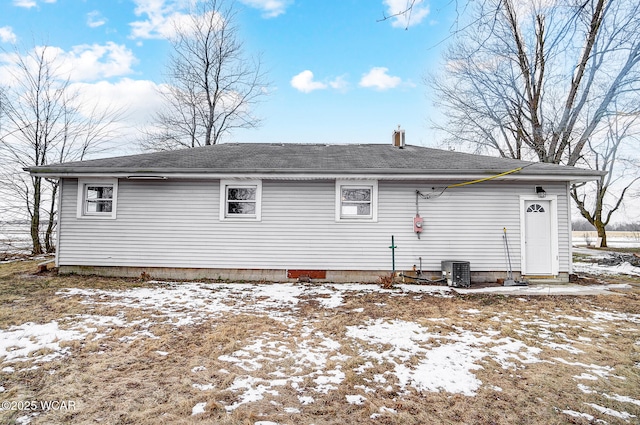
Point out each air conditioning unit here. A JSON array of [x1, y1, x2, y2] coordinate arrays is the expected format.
[[441, 261, 471, 288]]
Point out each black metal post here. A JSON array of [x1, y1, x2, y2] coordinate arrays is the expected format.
[[389, 235, 397, 276]]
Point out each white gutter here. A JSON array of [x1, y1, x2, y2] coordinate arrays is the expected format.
[[28, 172, 602, 183]]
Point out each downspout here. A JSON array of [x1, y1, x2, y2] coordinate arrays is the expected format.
[[415, 191, 421, 240], [567, 181, 573, 276], [55, 178, 62, 268]]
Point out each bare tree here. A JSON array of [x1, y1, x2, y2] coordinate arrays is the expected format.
[[142, 0, 269, 150], [0, 45, 123, 254], [429, 0, 640, 165], [428, 0, 640, 246], [571, 113, 640, 247]]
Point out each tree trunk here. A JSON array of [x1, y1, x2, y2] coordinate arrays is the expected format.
[[30, 216, 42, 255], [45, 182, 58, 253], [595, 220, 607, 248], [570, 185, 609, 249], [31, 177, 43, 255]]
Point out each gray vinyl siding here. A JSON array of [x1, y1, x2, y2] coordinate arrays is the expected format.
[[58, 178, 570, 273]]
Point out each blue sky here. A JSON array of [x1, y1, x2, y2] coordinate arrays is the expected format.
[[0, 0, 457, 152]]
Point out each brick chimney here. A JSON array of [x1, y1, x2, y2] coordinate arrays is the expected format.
[[392, 126, 405, 148]]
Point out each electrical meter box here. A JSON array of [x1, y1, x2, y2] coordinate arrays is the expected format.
[[441, 261, 471, 288]]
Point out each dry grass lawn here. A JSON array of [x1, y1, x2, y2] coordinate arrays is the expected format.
[[1, 259, 639, 425]]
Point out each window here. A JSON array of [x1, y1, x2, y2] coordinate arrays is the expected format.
[[527, 204, 545, 213], [335, 180, 378, 221], [77, 179, 118, 219], [86, 186, 113, 213], [341, 187, 371, 217], [227, 187, 257, 215], [220, 180, 262, 220]]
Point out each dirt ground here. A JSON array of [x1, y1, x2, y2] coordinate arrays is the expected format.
[[0, 259, 639, 425]]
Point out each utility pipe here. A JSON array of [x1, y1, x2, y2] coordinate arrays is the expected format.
[[389, 235, 397, 276]]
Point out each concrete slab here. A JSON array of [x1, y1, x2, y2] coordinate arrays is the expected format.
[[454, 283, 631, 296]]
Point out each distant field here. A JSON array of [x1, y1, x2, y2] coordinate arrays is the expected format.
[[0, 222, 55, 255], [572, 231, 640, 248], [0, 222, 31, 254], [573, 231, 640, 238]]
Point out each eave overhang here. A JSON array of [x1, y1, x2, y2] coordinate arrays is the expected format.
[[25, 167, 605, 184]]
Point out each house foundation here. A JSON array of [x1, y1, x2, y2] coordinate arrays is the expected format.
[[57, 265, 569, 284]]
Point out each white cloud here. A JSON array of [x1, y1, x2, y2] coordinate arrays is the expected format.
[[13, 0, 36, 8], [12, 0, 56, 7], [0, 26, 17, 44], [87, 11, 107, 28], [60, 78, 163, 155], [238, 0, 291, 18], [0, 43, 137, 85], [59, 43, 137, 81], [130, 12, 186, 40], [70, 78, 163, 127], [130, 0, 181, 39], [383, 0, 430, 28], [290, 70, 327, 93], [329, 75, 349, 91], [129, 1, 225, 40], [290, 71, 351, 93], [129, 0, 291, 40], [359, 67, 401, 90]]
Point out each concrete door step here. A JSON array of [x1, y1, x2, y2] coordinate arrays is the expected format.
[[525, 278, 567, 285]]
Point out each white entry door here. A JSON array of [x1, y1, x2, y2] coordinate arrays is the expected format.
[[524, 200, 553, 275]]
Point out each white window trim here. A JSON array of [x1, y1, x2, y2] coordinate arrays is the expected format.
[[335, 180, 378, 222], [220, 179, 262, 221], [519, 195, 559, 276], [76, 178, 118, 219]]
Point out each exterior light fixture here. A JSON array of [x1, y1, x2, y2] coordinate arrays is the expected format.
[[535, 186, 546, 198]]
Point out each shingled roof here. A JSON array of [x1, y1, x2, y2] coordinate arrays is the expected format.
[[27, 143, 604, 180]]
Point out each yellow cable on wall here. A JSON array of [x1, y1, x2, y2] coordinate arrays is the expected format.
[[446, 167, 523, 188]]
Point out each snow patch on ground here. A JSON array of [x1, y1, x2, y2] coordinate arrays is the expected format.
[[59, 282, 453, 327], [346, 319, 542, 396], [191, 402, 206, 415], [573, 261, 640, 277], [455, 283, 631, 295], [346, 394, 366, 405], [0, 321, 86, 363], [561, 409, 601, 423], [585, 402, 637, 421], [213, 328, 348, 409], [0, 280, 636, 418]]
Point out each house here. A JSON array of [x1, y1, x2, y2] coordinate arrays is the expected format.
[[27, 137, 603, 283]]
